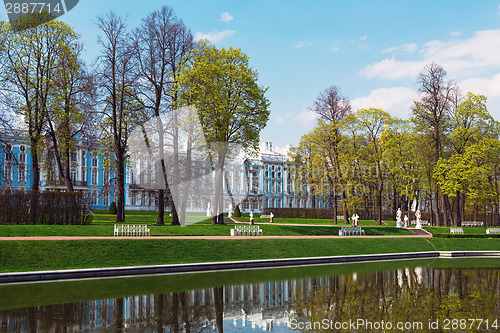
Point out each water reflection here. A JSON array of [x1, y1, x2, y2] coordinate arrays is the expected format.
[[0, 266, 499, 332]]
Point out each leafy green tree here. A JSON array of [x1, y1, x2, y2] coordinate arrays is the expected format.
[[0, 14, 83, 223], [309, 86, 352, 223], [46, 37, 96, 193], [177, 41, 270, 225], [353, 108, 392, 224]]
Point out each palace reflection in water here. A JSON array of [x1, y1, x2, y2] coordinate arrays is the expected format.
[[1, 266, 499, 332]]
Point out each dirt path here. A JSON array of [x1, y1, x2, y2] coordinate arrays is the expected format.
[[0, 234, 431, 240]]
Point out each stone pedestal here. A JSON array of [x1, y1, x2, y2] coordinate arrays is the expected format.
[[249, 218, 254, 225], [396, 219, 402, 228]]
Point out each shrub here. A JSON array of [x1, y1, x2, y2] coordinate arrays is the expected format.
[[108, 201, 117, 215], [0, 190, 91, 225], [301, 210, 307, 219], [234, 205, 241, 217]]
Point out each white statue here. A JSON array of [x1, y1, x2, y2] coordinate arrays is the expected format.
[[351, 213, 359, 226], [396, 208, 402, 228], [403, 215, 409, 228], [270, 212, 274, 223], [228, 203, 233, 218], [415, 210, 422, 229], [249, 211, 253, 219], [206, 203, 211, 217]]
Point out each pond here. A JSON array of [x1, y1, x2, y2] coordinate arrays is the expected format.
[[0, 258, 499, 332]]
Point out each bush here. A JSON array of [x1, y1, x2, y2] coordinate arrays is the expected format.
[[234, 205, 241, 217], [0, 190, 91, 225], [300, 210, 307, 219], [108, 201, 117, 215]]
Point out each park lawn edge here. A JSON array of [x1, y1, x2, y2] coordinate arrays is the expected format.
[[0, 238, 499, 273]]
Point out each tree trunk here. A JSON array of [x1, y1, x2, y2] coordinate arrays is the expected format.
[[157, 189, 165, 225], [116, 147, 126, 223], [433, 190, 441, 226]]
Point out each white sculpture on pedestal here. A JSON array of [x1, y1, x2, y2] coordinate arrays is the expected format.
[[403, 215, 409, 228], [206, 203, 211, 217], [415, 210, 422, 229], [351, 214, 359, 226], [396, 208, 402, 228], [228, 203, 233, 218]]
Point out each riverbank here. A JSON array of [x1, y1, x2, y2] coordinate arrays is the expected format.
[[1, 238, 499, 273]]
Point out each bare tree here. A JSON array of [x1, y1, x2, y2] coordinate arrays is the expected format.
[[412, 63, 457, 226], [310, 86, 352, 224], [133, 6, 194, 225], [96, 12, 138, 223]]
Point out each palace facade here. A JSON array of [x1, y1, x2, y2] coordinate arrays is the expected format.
[[0, 135, 315, 213]]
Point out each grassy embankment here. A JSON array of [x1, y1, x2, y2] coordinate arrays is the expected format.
[[0, 210, 499, 273], [0, 237, 499, 273]]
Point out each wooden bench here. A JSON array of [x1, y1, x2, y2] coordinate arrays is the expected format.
[[486, 227, 500, 234], [114, 224, 150, 236], [339, 226, 365, 236], [462, 221, 484, 227], [450, 227, 464, 235], [231, 225, 263, 236]]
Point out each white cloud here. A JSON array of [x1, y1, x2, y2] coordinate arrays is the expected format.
[[382, 43, 418, 55], [361, 30, 500, 80], [360, 58, 426, 80], [295, 40, 313, 48], [194, 30, 235, 43], [460, 72, 500, 120], [295, 109, 319, 124], [360, 35, 368, 41], [220, 12, 234, 23], [448, 31, 461, 37], [351, 87, 418, 118]]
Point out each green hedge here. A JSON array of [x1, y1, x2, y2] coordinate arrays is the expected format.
[[0, 190, 92, 225]]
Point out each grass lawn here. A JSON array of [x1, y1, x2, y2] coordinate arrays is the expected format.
[[0, 223, 414, 236], [0, 238, 499, 273], [236, 214, 390, 227]]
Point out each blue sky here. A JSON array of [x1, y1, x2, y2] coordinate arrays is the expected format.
[[3, 1, 500, 149]]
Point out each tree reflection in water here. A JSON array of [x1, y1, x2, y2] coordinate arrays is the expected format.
[[0, 267, 498, 332]]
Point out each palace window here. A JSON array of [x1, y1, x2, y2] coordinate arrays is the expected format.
[[130, 191, 136, 206], [70, 168, 77, 181], [90, 191, 98, 205], [91, 169, 98, 185], [103, 169, 110, 185], [103, 191, 110, 206], [91, 156, 98, 168], [18, 165, 26, 183], [4, 164, 12, 182]]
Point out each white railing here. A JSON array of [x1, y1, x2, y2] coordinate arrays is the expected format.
[[450, 227, 464, 235], [486, 227, 500, 234], [231, 225, 263, 236], [114, 224, 151, 236], [339, 226, 365, 236], [462, 221, 484, 227]]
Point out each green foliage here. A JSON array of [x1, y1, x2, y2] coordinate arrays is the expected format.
[[177, 40, 270, 152], [301, 210, 307, 219], [108, 202, 117, 215], [233, 205, 241, 217]]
